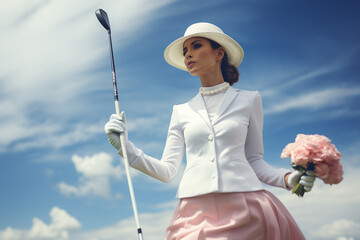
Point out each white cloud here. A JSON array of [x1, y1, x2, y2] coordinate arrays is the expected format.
[[72, 153, 122, 179], [0, 207, 81, 240], [0, 201, 174, 240], [74, 206, 174, 240], [311, 219, 360, 239], [58, 152, 123, 199], [0, 227, 22, 240]]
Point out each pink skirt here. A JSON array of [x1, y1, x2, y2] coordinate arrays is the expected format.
[[165, 190, 305, 240]]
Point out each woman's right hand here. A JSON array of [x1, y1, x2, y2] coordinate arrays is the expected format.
[[104, 112, 127, 152]]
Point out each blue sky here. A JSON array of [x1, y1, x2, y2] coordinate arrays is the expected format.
[[0, 0, 359, 239]]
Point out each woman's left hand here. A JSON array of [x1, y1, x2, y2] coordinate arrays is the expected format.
[[286, 170, 316, 192]]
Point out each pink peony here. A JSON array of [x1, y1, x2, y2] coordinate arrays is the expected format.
[[323, 162, 344, 185], [290, 144, 311, 168], [322, 144, 342, 163], [280, 143, 295, 159], [315, 163, 330, 179], [281, 134, 343, 186]]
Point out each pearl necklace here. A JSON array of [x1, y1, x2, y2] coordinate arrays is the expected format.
[[199, 82, 230, 96]]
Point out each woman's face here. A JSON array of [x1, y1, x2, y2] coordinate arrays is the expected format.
[[183, 37, 223, 76]]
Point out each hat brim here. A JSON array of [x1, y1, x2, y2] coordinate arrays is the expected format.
[[164, 32, 244, 71]]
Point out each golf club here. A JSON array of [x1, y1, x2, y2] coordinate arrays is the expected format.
[[95, 8, 144, 240]]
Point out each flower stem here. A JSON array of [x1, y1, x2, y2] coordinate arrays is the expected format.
[[292, 183, 305, 197]]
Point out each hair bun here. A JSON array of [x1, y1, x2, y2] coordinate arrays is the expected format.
[[221, 53, 239, 86]]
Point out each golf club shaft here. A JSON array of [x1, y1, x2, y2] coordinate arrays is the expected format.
[[119, 128, 143, 240], [107, 31, 144, 240]]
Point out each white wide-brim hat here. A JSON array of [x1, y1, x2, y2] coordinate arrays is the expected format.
[[164, 22, 244, 71]]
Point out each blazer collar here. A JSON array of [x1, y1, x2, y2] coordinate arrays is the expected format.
[[212, 86, 238, 124], [189, 91, 211, 129], [189, 86, 239, 128]]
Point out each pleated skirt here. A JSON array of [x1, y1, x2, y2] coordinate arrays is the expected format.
[[165, 190, 306, 240]]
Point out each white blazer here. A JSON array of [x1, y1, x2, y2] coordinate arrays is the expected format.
[[125, 86, 290, 198]]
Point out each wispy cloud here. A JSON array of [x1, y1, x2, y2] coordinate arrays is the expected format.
[[260, 49, 357, 98], [5, 121, 105, 152], [264, 87, 360, 115], [254, 48, 360, 120], [0, 0, 172, 152]]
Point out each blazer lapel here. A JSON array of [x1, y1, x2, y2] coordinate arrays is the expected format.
[[212, 86, 239, 125], [188, 92, 212, 129]]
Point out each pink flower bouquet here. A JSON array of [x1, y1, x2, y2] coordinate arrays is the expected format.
[[281, 134, 343, 197]]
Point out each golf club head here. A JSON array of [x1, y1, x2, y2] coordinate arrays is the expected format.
[[95, 9, 111, 32]]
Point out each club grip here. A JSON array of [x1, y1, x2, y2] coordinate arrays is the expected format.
[[115, 100, 120, 115]]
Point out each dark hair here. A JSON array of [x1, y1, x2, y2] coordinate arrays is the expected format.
[[208, 39, 240, 86]]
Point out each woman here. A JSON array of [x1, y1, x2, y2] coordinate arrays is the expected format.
[[105, 22, 316, 240]]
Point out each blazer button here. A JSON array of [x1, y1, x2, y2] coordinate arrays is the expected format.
[[210, 157, 215, 162], [208, 134, 214, 141]]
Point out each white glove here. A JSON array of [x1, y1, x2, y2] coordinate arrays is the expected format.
[[287, 170, 316, 192], [104, 112, 127, 152]]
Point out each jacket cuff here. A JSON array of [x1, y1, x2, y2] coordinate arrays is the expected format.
[[117, 139, 139, 166]]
